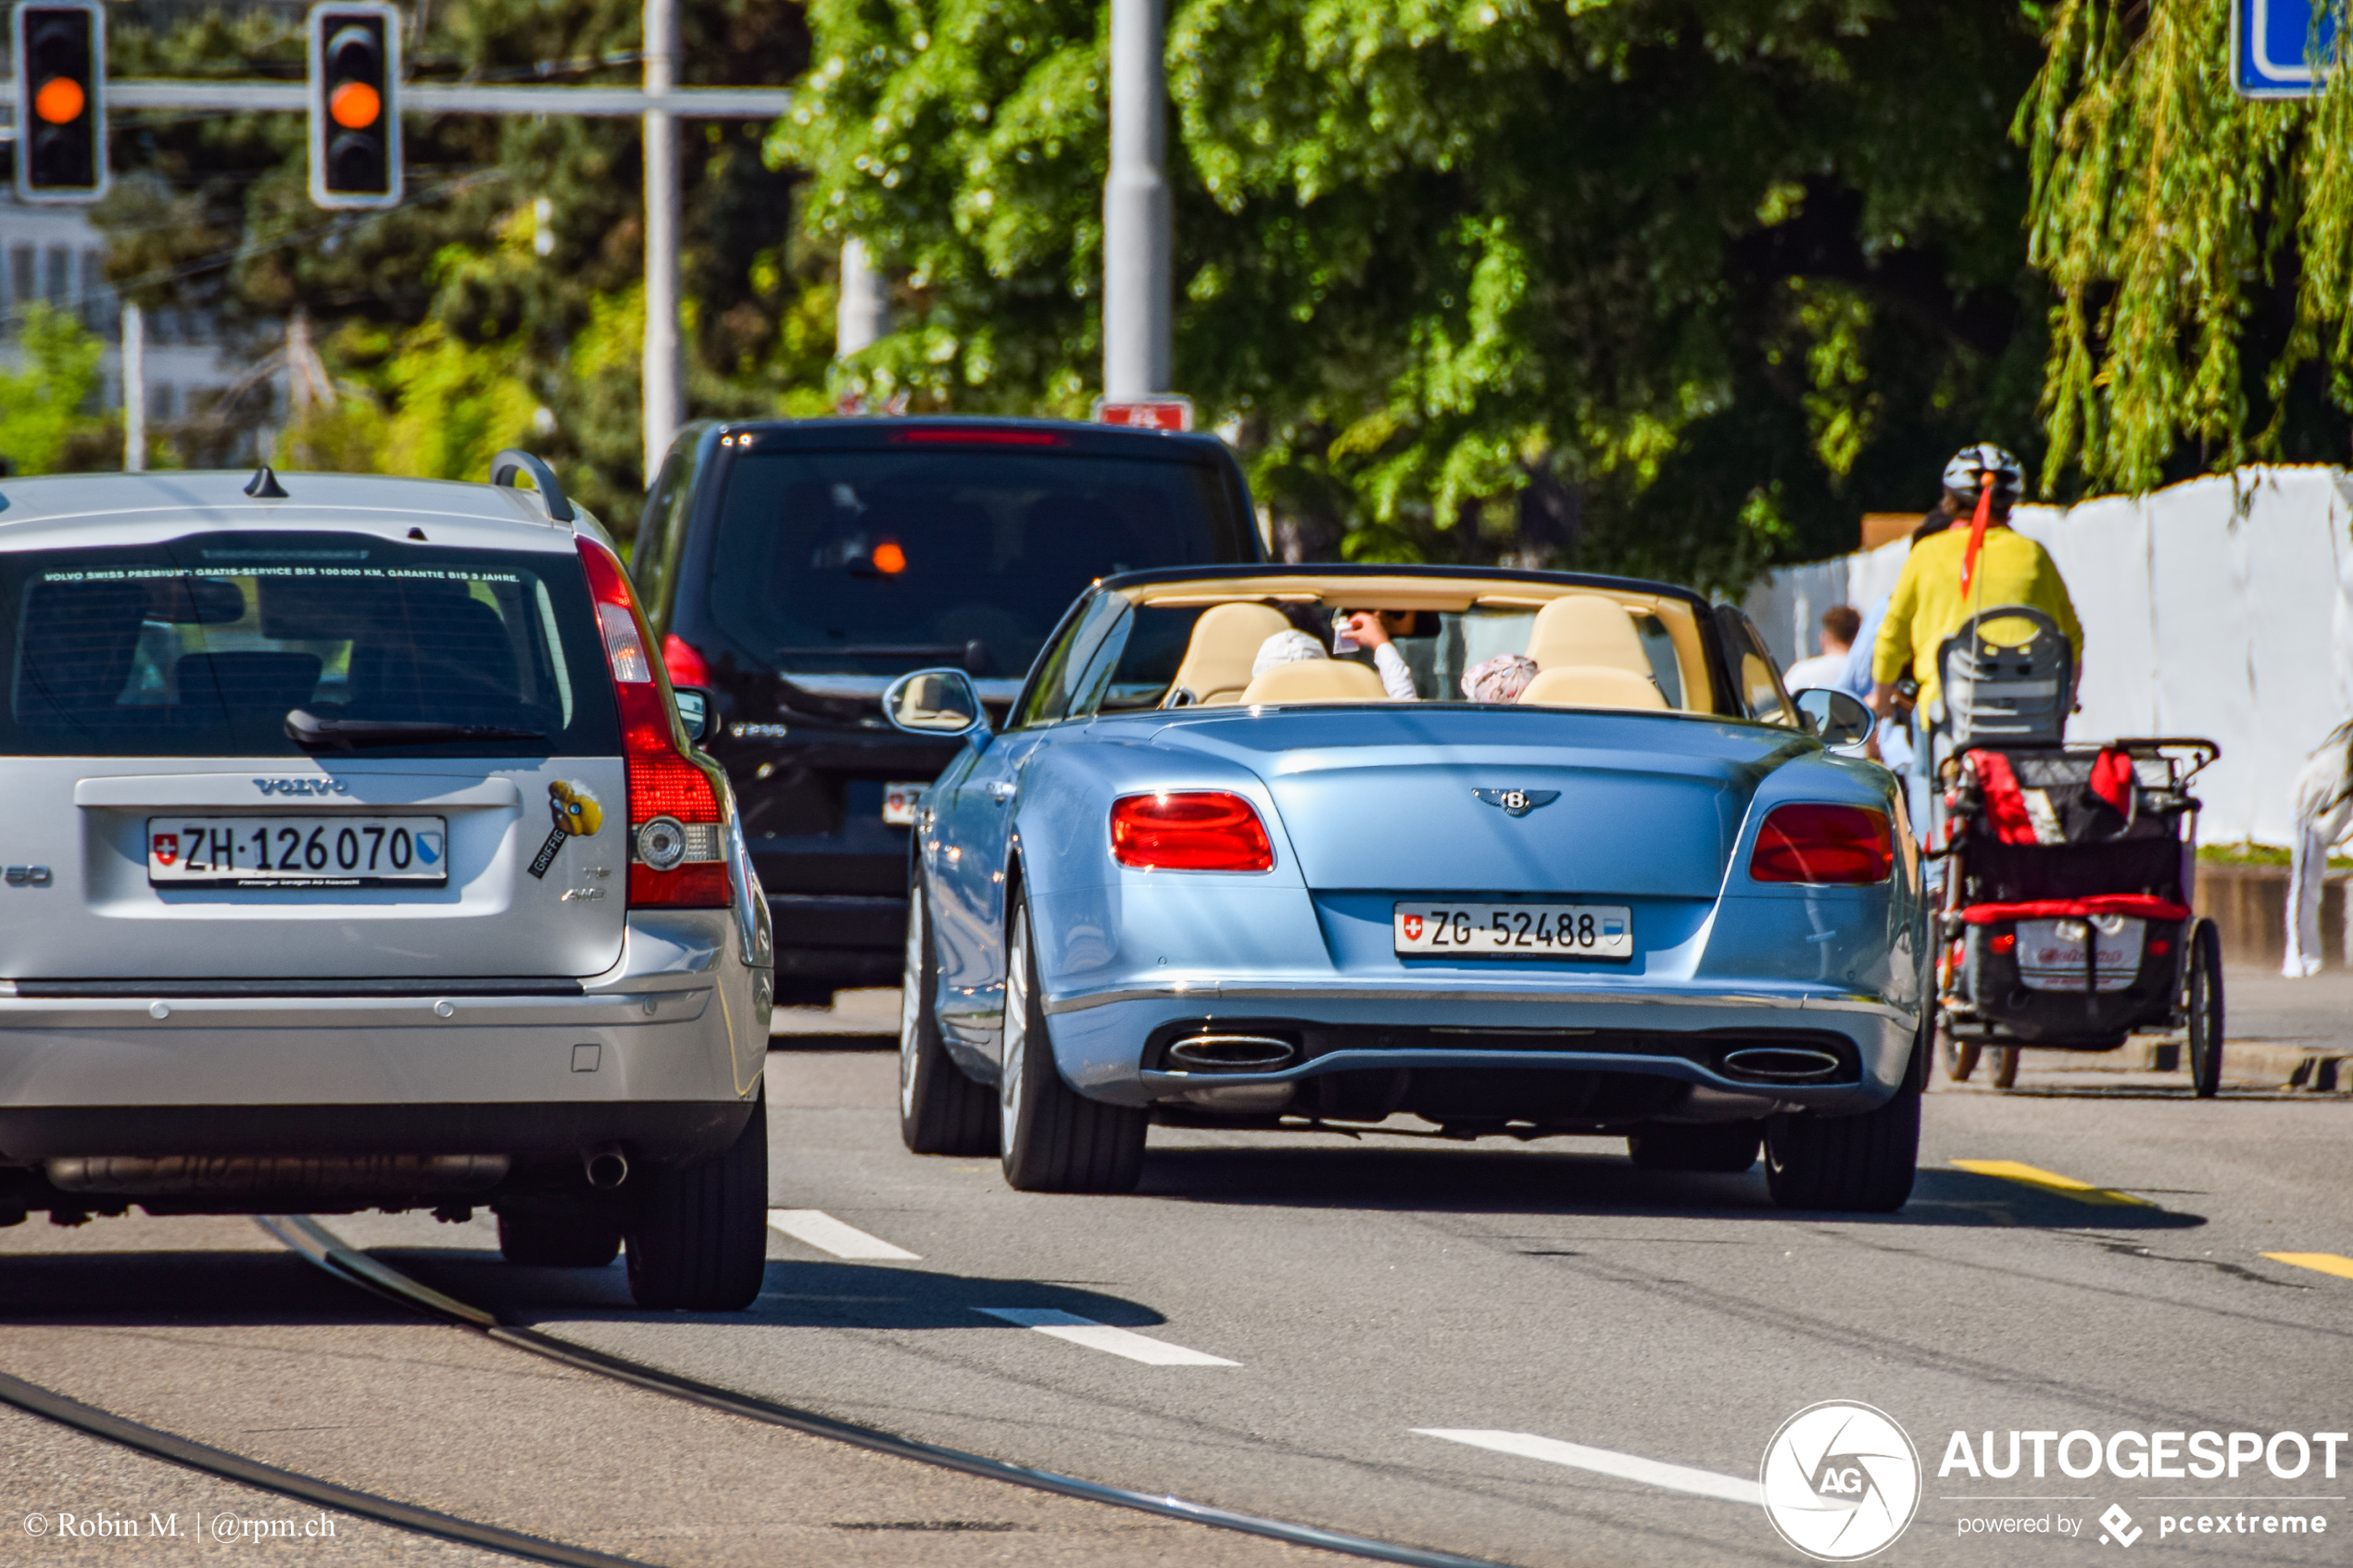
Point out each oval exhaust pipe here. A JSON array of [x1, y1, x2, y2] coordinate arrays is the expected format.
[[1720, 1047, 1845, 1082], [1165, 1035, 1296, 1073], [584, 1147, 630, 1189]]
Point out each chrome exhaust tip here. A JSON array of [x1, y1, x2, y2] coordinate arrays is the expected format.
[[1719, 1046, 1846, 1083], [1165, 1034, 1297, 1073], [583, 1147, 630, 1189]]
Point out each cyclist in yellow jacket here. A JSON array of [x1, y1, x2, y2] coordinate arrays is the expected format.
[[1870, 444, 2082, 724]]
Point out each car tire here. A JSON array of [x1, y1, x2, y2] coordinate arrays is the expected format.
[[2185, 917, 2224, 1098], [624, 1091, 769, 1311], [1763, 1079, 1919, 1213], [1989, 1044, 2020, 1090], [1000, 897, 1145, 1195], [1626, 1122, 1762, 1173], [496, 1207, 621, 1267], [900, 871, 999, 1157]]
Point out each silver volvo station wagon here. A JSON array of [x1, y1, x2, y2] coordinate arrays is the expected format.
[[0, 457, 775, 1311]]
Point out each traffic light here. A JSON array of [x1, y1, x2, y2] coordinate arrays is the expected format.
[[10, 1, 107, 203], [307, 1, 401, 208]]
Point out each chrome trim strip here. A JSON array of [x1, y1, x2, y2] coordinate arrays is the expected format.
[[1043, 980, 1906, 1020]]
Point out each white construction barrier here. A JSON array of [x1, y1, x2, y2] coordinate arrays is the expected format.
[[1743, 467, 2353, 846]]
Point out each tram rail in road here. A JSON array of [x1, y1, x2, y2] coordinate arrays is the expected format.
[[252, 1214, 1504, 1568]]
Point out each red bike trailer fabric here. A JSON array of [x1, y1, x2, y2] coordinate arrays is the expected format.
[[1956, 895, 2193, 925]]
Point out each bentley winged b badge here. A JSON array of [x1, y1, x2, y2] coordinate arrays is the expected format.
[[1473, 787, 1560, 818]]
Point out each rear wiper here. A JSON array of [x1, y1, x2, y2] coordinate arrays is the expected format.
[[284, 709, 548, 751]]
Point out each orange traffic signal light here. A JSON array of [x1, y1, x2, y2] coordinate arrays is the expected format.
[[11, 1, 107, 202], [307, 1, 401, 208]]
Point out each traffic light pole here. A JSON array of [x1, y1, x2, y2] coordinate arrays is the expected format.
[[2, 46, 786, 488]]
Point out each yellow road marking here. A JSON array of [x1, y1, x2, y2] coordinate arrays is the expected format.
[[2263, 1252, 2353, 1282], [1949, 1159, 2153, 1207]]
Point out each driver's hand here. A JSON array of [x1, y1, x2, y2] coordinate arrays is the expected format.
[[1342, 611, 1391, 650]]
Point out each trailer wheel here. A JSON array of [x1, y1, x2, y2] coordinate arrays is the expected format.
[[1940, 1024, 1980, 1083], [2185, 918, 2224, 1098]]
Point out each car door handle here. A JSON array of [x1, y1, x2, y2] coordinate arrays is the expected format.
[[984, 781, 1015, 803]]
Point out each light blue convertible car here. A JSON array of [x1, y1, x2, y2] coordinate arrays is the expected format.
[[884, 565, 1927, 1210]]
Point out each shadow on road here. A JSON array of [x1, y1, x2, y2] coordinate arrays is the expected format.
[[384, 1247, 1182, 1331], [0, 1248, 415, 1326], [1135, 1145, 2206, 1231]]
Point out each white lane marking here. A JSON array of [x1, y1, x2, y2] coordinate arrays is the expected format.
[[1415, 1428, 1764, 1506], [974, 1308, 1239, 1366], [767, 1209, 921, 1261]]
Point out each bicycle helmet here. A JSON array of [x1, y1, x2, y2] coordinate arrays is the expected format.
[[1942, 443, 2023, 505]]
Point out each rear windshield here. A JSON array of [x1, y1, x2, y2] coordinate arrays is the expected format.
[[707, 448, 1246, 681], [0, 533, 619, 758]]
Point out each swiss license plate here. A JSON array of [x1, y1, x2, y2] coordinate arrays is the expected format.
[[2015, 917, 2144, 993], [882, 782, 927, 826], [1394, 901, 1633, 960], [147, 816, 450, 887]]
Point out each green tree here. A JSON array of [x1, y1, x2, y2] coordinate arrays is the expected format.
[[774, 0, 2052, 587], [93, 0, 828, 534], [0, 306, 108, 475], [2023, 0, 2353, 494]]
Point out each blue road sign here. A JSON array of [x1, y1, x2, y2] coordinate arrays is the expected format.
[[2236, 0, 2341, 97]]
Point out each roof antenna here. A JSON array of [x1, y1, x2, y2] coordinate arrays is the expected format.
[[244, 464, 287, 499]]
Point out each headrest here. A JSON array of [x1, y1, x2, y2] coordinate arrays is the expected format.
[[1516, 665, 1668, 712], [1527, 595, 1652, 676], [1168, 602, 1293, 706], [1238, 658, 1389, 707]]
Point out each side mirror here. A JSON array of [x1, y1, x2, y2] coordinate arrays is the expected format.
[[1794, 686, 1874, 750], [673, 685, 716, 746], [882, 668, 992, 741]]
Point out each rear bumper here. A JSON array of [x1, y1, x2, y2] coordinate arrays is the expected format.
[[1041, 979, 1921, 1120], [0, 1099, 751, 1164], [0, 909, 772, 1170]]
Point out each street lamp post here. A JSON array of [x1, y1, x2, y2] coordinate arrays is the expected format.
[[1101, 0, 1170, 398], [641, 0, 680, 484]]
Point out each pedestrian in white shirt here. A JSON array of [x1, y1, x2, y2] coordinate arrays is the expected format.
[[1783, 605, 1863, 694]]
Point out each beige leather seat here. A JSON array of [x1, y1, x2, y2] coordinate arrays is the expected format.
[[1516, 665, 1669, 711], [1527, 595, 1654, 676], [1238, 659, 1389, 706], [1166, 602, 1293, 706]]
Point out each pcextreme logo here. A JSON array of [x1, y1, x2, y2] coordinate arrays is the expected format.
[[1761, 1401, 1922, 1561]]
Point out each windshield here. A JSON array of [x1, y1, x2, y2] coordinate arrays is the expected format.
[[1019, 579, 1718, 724], [0, 533, 617, 758], [705, 449, 1241, 682]]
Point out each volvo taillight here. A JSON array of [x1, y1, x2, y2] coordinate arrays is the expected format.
[[577, 538, 731, 908], [1748, 804, 1894, 885], [1110, 792, 1274, 872]]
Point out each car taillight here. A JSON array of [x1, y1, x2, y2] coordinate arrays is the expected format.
[[1110, 792, 1274, 872], [577, 538, 731, 908], [661, 633, 711, 687], [1747, 804, 1893, 885]]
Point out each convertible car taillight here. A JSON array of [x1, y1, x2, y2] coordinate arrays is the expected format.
[[578, 538, 732, 909], [1748, 804, 1894, 885], [1111, 792, 1274, 872]]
